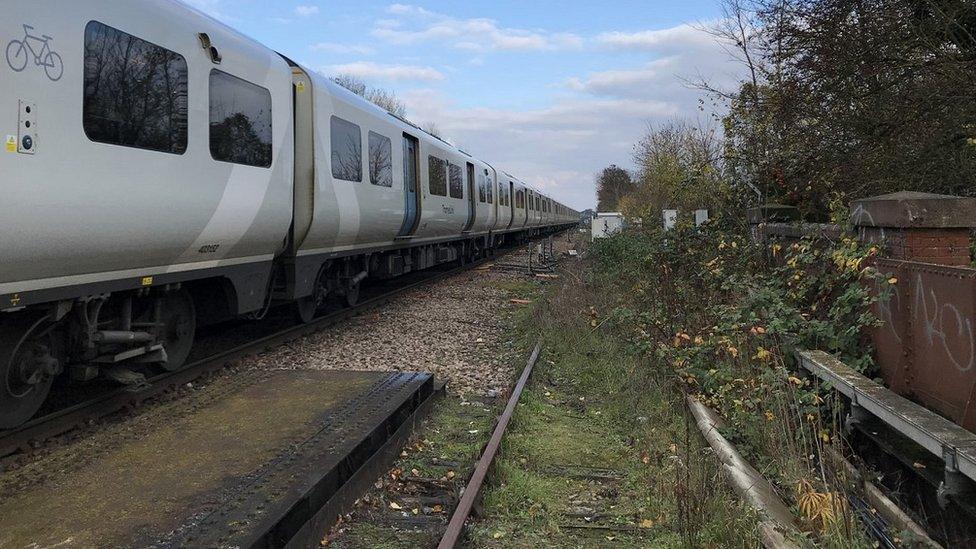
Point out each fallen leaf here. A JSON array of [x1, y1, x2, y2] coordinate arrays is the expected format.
[[389, 502, 402, 510], [640, 519, 654, 528], [447, 471, 456, 479]]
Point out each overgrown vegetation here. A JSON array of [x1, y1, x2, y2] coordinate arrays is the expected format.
[[472, 244, 760, 547], [585, 219, 901, 545], [577, 2, 973, 546], [472, 219, 907, 545]]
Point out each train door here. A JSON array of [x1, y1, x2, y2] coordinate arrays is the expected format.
[[507, 181, 515, 228], [462, 162, 476, 232], [398, 133, 421, 237]]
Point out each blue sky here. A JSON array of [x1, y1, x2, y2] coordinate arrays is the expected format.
[[184, 0, 743, 209]]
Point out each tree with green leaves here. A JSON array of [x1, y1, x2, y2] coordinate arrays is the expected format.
[[595, 165, 636, 212]]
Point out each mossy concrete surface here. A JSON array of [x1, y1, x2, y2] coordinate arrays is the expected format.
[[0, 370, 385, 548]]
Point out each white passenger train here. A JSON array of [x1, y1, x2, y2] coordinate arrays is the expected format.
[[0, 0, 578, 427]]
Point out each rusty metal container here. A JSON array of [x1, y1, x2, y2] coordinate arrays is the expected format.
[[872, 259, 976, 429], [853, 192, 976, 430]]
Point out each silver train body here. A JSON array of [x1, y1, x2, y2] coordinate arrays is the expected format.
[[0, 0, 578, 427]]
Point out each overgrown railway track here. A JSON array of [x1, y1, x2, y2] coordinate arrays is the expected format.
[[0, 247, 528, 459]]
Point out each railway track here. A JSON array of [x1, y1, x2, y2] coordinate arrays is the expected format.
[[437, 340, 541, 548], [0, 247, 527, 459]]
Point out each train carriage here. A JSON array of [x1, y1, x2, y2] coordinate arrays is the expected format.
[[0, 0, 579, 428]]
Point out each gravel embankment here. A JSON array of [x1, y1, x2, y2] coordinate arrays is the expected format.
[[253, 232, 583, 396], [255, 269, 519, 396]]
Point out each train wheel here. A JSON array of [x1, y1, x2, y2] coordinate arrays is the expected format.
[[295, 296, 317, 324], [159, 289, 196, 372], [296, 268, 330, 324], [344, 280, 361, 307], [0, 315, 60, 429]]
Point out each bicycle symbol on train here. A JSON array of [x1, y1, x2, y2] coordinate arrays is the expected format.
[[6, 24, 64, 82]]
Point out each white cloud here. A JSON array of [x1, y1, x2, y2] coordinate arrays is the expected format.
[[310, 42, 375, 55], [323, 62, 445, 82], [294, 5, 320, 17], [388, 3, 435, 16], [597, 23, 719, 54], [373, 4, 583, 52], [402, 90, 677, 209], [395, 22, 744, 210], [576, 25, 744, 100]]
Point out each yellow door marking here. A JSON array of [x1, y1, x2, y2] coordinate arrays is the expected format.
[[10, 294, 21, 306], [141, 276, 154, 286], [5, 136, 16, 153]]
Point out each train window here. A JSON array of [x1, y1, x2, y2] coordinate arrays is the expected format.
[[478, 173, 487, 203], [210, 70, 273, 168], [83, 21, 188, 154], [331, 116, 362, 182], [368, 131, 393, 187], [485, 171, 494, 204], [428, 156, 447, 196], [449, 163, 463, 199]]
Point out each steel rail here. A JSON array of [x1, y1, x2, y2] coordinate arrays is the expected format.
[[0, 246, 531, 459], [438, 340, 542, 549]]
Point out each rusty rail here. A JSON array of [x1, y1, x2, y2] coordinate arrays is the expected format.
[[437, 340, 542, 549]]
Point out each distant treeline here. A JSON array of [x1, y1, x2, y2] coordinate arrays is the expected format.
[[598, 0, 976, 221]]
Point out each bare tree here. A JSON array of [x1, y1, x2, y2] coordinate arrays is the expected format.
[[699, 0, 976, 217], [331, 73, 408, 119], [624, 120, 728, 219], [421, 121, 442, 138]]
